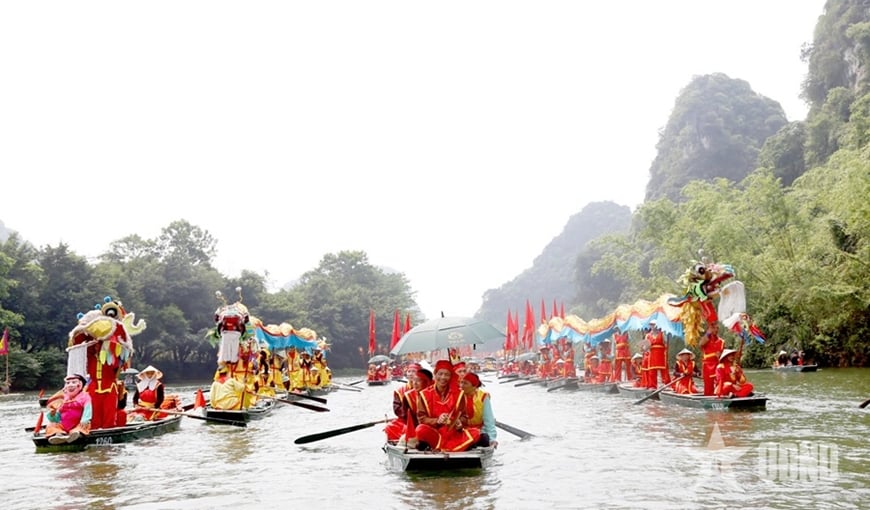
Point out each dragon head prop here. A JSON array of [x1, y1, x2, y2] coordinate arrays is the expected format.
[[68, 296, 146, 366]]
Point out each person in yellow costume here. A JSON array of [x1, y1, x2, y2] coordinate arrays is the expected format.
[[210, 366, 246, 410], [312, 348, 331, 388], [286, 346, 304, 391]]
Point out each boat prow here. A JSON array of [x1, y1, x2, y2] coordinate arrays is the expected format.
[[773, 364, 819, 372], [383, 443, 495, 472]]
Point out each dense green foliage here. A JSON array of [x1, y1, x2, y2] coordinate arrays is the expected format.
[[0, 223, 418, 389]]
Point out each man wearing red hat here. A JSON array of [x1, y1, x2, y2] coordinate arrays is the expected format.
[[415, 360, 479, 452], [459, 372, 497, 448], [399, 368, 433, 448]]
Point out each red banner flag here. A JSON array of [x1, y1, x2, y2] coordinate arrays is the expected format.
[[403, 313, 412, 335], [504, 311, 513, 351], [560, 302, 565, 319], [523, 300, 535, 350], [0, 327, 8, 355], [552, 299, 558, 320], [195, 388, 207, 409], [540, 299, 547, 325], [389, 310, 401, 350], [368, 310, 376, 356], [512, 309, 520, 349]]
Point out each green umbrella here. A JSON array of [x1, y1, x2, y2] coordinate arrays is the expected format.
[[389, 316, 505, 355]]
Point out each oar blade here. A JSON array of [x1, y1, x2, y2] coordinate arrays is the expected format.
[[294, 420, 384, 444], [495, 420, 534, 440]]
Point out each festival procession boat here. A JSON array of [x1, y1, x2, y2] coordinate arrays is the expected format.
[[658, 389, 768, 411], [28, 295, 187, 452], [202, 398, 277, 425], [31, 414, 183, 453], [383, 442, 495, 472]]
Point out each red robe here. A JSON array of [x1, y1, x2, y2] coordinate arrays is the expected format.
[[700, 334, 724, 396], [415, 384, 479, 452], [613, 332, 631, 381], [673, 359, 698, 394], [645, 330, 670, 387], [715, 360, 754, 398]]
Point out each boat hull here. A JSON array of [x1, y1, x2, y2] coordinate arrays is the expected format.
[[383, 443, 494, 472], [659, 390, 768, 411], [616, 382, 658, 399], [30, 415, 182, 453], [574, 382, 619, 394], [773, 364, 818, 372], [203, 399, 276, 425]]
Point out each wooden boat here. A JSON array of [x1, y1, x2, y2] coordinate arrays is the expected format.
[[773, 364, 819, 372], [203, 398, 277, 425], [30, 415, 182, 453], [383, 443, 495, 472], [616, 382, 658, 399], [546, 378, 580, 391], [574, 382, 618, 394], [659, 390, 768, 411], [366, 379, 391, 386]]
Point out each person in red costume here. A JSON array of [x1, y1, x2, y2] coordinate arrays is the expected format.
[[716, 349, 754, 398], [597, 340, 613, 383], [612, 327, 631, 382], [415, 360, 479, 452], [699, 328, 725, 395], [384, 363, 420, 441], [402, 367, 433, 448], [645, 321, 670, 388], [672, 349, 699, 394], [131, 365, 166, 421], [630, 353, 643, 386]]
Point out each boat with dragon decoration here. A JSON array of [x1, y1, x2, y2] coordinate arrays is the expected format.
[[658, 390, 768, 411]]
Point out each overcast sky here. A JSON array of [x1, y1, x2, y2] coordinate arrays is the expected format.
[[1, 1, 825, 320]]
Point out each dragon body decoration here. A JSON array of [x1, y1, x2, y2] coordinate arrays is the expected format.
[[67, 296, 146, 429]]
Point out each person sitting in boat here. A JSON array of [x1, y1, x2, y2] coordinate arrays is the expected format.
[[210, 365, 246, 410], [459, 372, 497, 448], [415, 360, 480, 452], [775, 350, 789, 368], [366, 363, 377, 382], [45, 374, 92, 444], [376, 362, 389, 381], [131, 365, 166, 421], [308, 366, 323, 390], [630, 353, 644, 387], [790, 350, 802, 366], [385, 362, 421, 442], [672, 349, 699, 394], [116, 372, 129, 426], [401, 367, 434, 448], [715, 349, 754, 398], [586, 356, 602, 383]]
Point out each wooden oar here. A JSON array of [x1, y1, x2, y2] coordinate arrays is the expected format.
[[498, 374, 519, 380], [268, 396, 330, 412], [284, 391, 328, 405], [135, 407, 247, 427], [495, 420, 534, 440], [633, 375, 685, 405], [347, 379, 364, 386], [859, 398, 870, 409], [514, 378, 542, 388], [294, 418, 388, 444], [331, 382, 363, 392]]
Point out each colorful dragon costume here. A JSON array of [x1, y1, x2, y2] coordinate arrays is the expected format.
[[67, 296, 146, 429]]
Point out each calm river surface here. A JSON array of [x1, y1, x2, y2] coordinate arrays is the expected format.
[[2, 368, 868, 510]]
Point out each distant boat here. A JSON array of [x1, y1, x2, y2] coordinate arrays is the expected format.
[[773, 364, 819, 372]]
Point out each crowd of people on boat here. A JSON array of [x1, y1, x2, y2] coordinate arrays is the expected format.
[[383, 358, 498, 453], [496, 318, 755, 399], [774, 349, 807, 368]]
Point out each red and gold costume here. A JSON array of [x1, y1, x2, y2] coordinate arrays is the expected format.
[[715, 351, 754, 398], [699, 332, 724, 396], [672, 354, 699, 394], [645, 327, 670, 388], [613, 331, 631, 381], [415, 360, 480, 452]]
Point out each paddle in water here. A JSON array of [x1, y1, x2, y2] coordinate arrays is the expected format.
[[294, 418, 389, 444], [495, 420, 535, 440], [136, 407, 247, 427], [860, 398, 870, 409], [633, 375, 685, 405]]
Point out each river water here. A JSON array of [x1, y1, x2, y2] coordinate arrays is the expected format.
[[1, 368, 868, 510]]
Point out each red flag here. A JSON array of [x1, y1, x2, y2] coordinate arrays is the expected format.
[[523, 300, 535, 350], [368, 310, 376, 356], [0, 327, 8, 355], [33, 410, 44, 436], [195, 388, 207, 409], [560, 302, 565, 319], [504, 311, 513, 351], [389, 310, 402, 350], [403, 313, 412, 335], [552, 299, 558, 320], [512, 309, 520, 349], [540, 299, 547, 325]]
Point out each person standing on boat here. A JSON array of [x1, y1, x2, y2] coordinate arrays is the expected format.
[[645, 321, 671, 388], [597, 340, 613, 383], [715, 349, 754, 398], [672, 349, 699, 394], [415, 360, 480, 452], [131, 365, 166, 421], [612, 327, 631, 382], [699, 329, 724, 396], [583, 342, 595, 381], [45, 374, 92, 444], [459, 372, 497, 448], [286, 346, 304, 391]]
